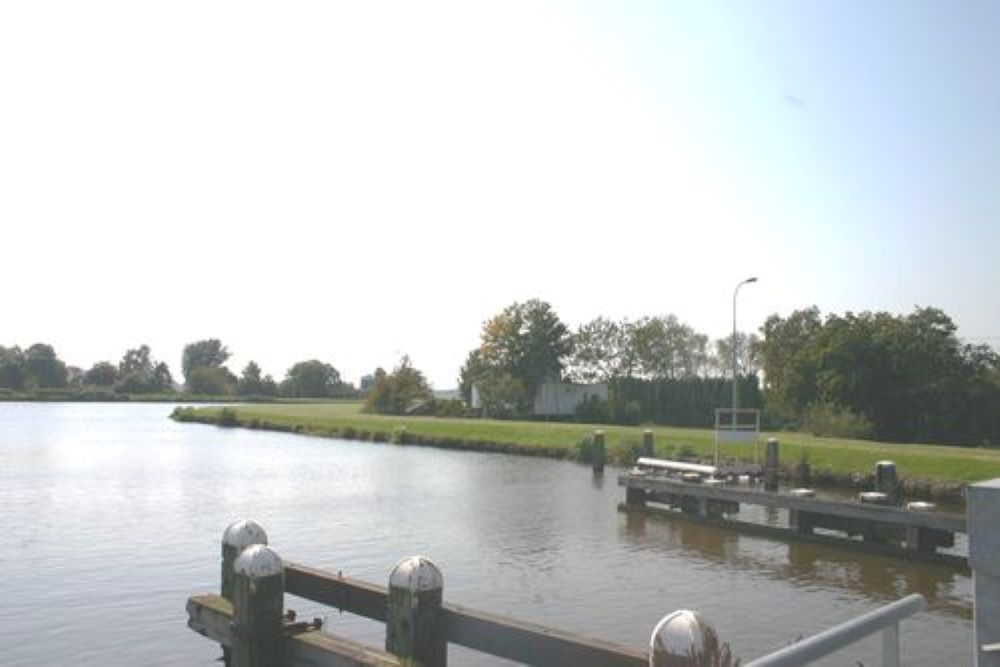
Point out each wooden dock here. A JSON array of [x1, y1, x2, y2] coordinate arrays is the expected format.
[[187, 520, 737, 667], [619, 469, 967, 563]]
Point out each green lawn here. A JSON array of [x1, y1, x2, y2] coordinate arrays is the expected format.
[[175, 402, 1000, 485]]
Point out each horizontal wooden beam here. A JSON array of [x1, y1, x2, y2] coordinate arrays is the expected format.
[[187, 595, 400, 667], [283, 563, 646, 667], [442, 601, 646, 667], [286, 563, 388, 622], [621, 474, 966, 532]]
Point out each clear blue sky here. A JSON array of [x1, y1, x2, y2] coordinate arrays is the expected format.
[[1, 1, 998, 386]]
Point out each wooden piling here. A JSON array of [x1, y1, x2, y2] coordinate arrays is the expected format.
[[386, 556, 446, 667], [221, 520, 268, 666], [764, 438, 779, 491], [232, 544, 285, 667], [642, 430, 655, 458], [592, 430, 606, 473], [876, 460, 899, 503], [222, 520, 269, 600]]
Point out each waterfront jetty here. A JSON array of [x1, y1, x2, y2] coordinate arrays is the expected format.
[[619, 447, 966, 563], [187, 506, 1000, 665]]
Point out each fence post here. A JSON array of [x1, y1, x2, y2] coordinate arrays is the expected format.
[[764, 438, 779, 491], [643, 429, 655, 458], [650, 609, 723, 666], [386, 556, 446, 667], [968, 478, 1000, 667], [222, 520, 269, 600], [232, 544, 285, 667], [875, 461, 899, 504], [221, 520, 268, 666], [592, 430, 606, 473], [881, 622, 900, 667]]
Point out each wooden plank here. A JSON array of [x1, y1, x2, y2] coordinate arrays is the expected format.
[[187, 595, 400, 667], [622, 474, 966, 532], [188, 594, 234, 646], [286, 563, 388, 622], [283, 565, 646, 667], [618, 503, 969, 569], [441, 603, 647, 667], [290, 632, 400, 667]]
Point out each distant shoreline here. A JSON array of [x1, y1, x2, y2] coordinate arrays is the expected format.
[[168, 402, 1000, 503]]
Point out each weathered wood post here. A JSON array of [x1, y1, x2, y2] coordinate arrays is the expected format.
[[650, 609, 724, 666], [386, 556, 446, 667], [232, 544, 285, 667], [764, 438, 779, 491], [968, 479, 1000, 667], [643, 429, 655, 458], [592, 430, 606, 473], [875, 460, 899, 503], [221, 520, 268, 666], [222, 520, 269, 600]]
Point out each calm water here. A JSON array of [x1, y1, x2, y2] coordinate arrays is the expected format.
[[0, 403, 972, 665]]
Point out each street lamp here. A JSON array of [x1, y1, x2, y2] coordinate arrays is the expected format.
[[732, 277, 758, 430]]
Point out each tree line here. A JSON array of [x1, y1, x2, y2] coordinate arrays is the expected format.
[[0, 339, 356, 399], [458, 299, 1000, 445], [457, 299, 763, 423]]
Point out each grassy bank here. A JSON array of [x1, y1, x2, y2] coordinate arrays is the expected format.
[[171, 402, 1000, 499]]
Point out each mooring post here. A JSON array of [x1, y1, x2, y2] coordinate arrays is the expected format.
[[643, 429, 655, 458], [649, 609, 723, 666], [968, 479, 1000, 667], [386, 556, 446, 667], [875, 460, 899, 503], [221, 520, 268, 666], [232, 544, 285, 667], [764, 438, 779, 491], [592, 430, 606, 473], [222, 520, 269, 600]]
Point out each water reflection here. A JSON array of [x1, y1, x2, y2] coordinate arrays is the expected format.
[[620, 510, 971, 621]]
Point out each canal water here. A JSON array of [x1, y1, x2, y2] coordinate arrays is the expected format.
[[0, 403, 971, 665]]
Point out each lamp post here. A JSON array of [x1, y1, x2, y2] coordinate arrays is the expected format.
[[732, 277, 758, 430]]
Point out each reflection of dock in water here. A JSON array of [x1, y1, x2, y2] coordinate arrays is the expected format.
[[619, 467, 967, 566], [620, 507, 972, 621]]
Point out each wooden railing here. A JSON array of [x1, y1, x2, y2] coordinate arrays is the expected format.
[[190, 520, 726, 667]]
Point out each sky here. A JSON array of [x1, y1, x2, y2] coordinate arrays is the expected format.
[[2, 1, 999, 388]]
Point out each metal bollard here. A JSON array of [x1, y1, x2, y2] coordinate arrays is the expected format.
[[650, 609, 725, 666]]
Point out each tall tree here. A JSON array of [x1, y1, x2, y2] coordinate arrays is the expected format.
[[23, 343, 67, 388], [364, 356, 433, 414], [711, 332, 762, 378], [632, 315, 709, 379], [281, 360, 344, 398], [181, 339, 231, 384], [463, 299, 572, 414], [83, 361, 119, 386], [567, 317, 637, 383], [0, 346, 26, 390]]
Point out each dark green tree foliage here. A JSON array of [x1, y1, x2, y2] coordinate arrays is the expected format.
[[186, 366, 236, 395], [23, 343, 67, 388], [116, 345, 174, 393], [181, 339, 231, 384], [83, 361, 119, 386], [237, 361, 278, 396], [758, 306, 1000, 444], [0, 346, 27, 389], [610, 375, 763, 427], [363, 356, 433, 415], [281, 360, 346, 398], [460, 299, 572, 416]]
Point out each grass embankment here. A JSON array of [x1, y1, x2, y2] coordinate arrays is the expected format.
[[171, 402, 1000, 498]]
